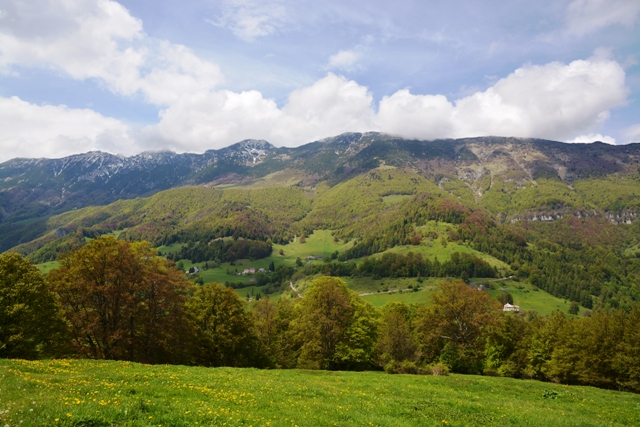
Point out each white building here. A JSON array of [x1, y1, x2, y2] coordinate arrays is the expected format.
[[503, 303, 520, 312]]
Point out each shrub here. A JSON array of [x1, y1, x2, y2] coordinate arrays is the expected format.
[[427, 362, 450, 376]]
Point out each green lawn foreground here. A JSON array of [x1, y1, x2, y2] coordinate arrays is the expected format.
[[1, 359, 639, 427]]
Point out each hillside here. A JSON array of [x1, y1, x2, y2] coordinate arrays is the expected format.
[[3, 133, 640, 230], [4, 133, 640, 312], [2, 358, 638, 427]]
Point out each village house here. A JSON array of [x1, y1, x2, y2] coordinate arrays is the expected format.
[[503, 303, 520, 312]]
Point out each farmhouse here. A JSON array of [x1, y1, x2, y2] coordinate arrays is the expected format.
[[503, 303, 520, 312]]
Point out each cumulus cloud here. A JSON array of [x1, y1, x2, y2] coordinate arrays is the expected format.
[[142, 73, 375, 152], [0, 0, 631, 163], [209, 0, 290, 41], [565, 0, 640, 36], [0, 96, 134, 162], [377, 91, 454, 139], [451, 58, 628, 140], [0, 0, 222, 104], [3, 56, 628, 159], [568, 133, 616, 144], [144, 57, 627, 151]]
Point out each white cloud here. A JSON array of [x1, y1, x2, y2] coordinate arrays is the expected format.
[[145, 58, 628, 151], [276, 73, 375, 143], [0, 96, 134, 162], [328, 49, 362, 71], [143, 89, 282, 152], [0, 0, 223, 105], [143, 73, 375, 152], [565, 0, 640, 36], [451, 58, 628, 140], [0, 43, 640, 158], [377, 90, 454, 139], [568, 133, 616, 144], [209, 0, 290, 42], [622, 124, 640, 143]]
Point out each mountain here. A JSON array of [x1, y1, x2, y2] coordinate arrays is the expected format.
[[3, 132, 639, 226], [4, 132, 640, 312], [0, 139, 273, 223]]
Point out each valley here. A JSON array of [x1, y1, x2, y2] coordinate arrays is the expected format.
[[5, 132, 639, 315]]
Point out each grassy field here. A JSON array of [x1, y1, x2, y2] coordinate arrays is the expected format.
[[1, 359, 638, 427], [34, 228, 573, 314], [35, 261, 60, 275], [486, 280, 578, 316]]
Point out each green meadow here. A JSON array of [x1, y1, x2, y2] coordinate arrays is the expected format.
[[35, 261, 60, 275], [1, 358, 638, 427], [36, 228, 574, 314], [487, 280, 579, 316]]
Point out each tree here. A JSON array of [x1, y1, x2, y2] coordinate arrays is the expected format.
[[376, 302, 417, 367], [0, 252, 69, 359], [569, 301, 580, 315], [268, 261, 275, 272], [48, 236, 194, 364], [498, 292, 514, 305], [415, 280, 501, 373], [292, 277, 355, 369], [296, 257, 303, 267], [187, 282, 256, 367], [252, 296, 278, 366], [334, 294, 380, 370]]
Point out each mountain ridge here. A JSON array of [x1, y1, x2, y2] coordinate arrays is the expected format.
[[2, 132, 640, 230]]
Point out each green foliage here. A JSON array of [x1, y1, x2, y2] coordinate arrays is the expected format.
[[169, 239, 272, 263], [357, 251, 498, 279], [415, 280, 502, 374], [187, 282, 257, 367], [0, 252, 69, 359], [48, 237, 194, 364], [376, 302, 418, 366], [498, 292, 514, 305], [291, 277, 378, 370]]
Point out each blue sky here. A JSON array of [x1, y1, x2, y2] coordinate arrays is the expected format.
[[0, 0, 639, 161]]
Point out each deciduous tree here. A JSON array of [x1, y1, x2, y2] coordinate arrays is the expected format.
[[376, 302, 417, 367], [188, 282, 256, 367], [48, 236, 194, 364], [415, 280, 501, 373], [0, 253, 69, 359]]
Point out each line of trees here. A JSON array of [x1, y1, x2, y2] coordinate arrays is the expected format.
[[166, 239, 272, 263], [297, 251, 497, 280], [1, 237, 639, 393]]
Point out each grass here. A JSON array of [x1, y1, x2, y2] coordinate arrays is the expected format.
[[382, 194, 413, 205], [153, 228, 565, 313], [161, 230, 354, 288], [1, 358, 639, 427], [361, 287, 435, 306], [487, 280, 580, 316], [35, 261, 60, 275]]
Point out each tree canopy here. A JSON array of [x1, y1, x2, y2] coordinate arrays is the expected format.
[[48, 236, 194, 364], [0, 252, 68, 359]]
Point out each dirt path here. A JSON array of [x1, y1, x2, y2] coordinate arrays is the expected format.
[[290, 280, 303, 298]]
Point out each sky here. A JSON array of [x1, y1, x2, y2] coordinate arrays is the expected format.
[[0, 0, 639, 161]]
